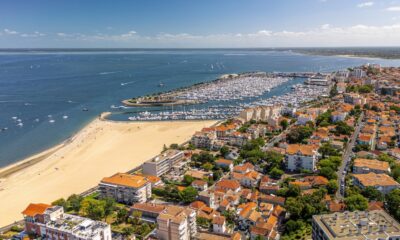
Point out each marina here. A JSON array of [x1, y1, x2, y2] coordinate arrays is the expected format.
[[123, 72, 331, 121]]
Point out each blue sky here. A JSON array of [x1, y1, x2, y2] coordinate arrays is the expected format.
[[1, 0, 400, 47]]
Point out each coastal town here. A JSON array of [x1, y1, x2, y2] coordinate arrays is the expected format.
[[3, 64, 400, 240]]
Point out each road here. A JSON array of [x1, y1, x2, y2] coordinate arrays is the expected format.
[[336, 112, 364, 200]]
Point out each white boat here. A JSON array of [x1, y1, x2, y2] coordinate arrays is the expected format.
[[49, 119, 55, 123]]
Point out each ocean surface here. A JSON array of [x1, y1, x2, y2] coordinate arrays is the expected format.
[[1, 49, 400, 167]]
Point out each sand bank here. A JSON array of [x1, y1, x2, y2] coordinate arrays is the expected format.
[[0, 116, 216, 226]]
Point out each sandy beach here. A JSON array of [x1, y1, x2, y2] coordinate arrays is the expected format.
[[0, 115, 216, 226]]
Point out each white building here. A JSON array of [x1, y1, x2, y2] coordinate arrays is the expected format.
[[157, 206, 197, 240], [286, 144, 319, 172], [99, 173, 152, 204], [22, 204, 111, 240], [142, 149, 184, 176], [212, 216, 227, 234]]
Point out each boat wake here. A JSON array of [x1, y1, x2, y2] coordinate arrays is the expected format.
[[99, 71, 121, 75], [120, 81, 136, 86]]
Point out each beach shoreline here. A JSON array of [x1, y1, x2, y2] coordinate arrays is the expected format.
[[0, 113, 216, 226]]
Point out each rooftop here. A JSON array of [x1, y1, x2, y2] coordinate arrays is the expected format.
[[101, 173, 149, 188], [353, 172, 400, 187], [313, 210, 400, 240], [353, 158, 390, 172]]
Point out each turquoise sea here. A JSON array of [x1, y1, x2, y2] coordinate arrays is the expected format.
[[1, 49, 400, 167]]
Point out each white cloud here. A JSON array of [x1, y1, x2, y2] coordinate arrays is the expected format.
[[386, 6, 400, 11], [357, 1, 374, 8], [20, 31, 46, 38], [4, 28, 18, 35]]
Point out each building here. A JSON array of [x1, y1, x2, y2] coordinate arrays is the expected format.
[[351, 68, 367, 78], [331, 111, 347, 123], [99, 173, 151, 204], [312, 210, 400, 240], [131, 202, 167, 219], [286, 144, 319, 172], [352, 172, 400, 194], [212, 216, 227, 234], [142, 149, 184, 176], [353, 158, 391, 174], [22, 203, 111, 240], [215, 179, 241, 193], [157, 206, 197, 240], [191, 131, 217, 149], [216, 158, 234, 172]]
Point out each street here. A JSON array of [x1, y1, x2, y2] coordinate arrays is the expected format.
[[336, 112, 364, 199]]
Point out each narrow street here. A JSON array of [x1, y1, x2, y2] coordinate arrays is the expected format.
[[336, 112, 364, 200]]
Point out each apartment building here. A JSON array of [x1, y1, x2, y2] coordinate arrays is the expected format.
[[312, 210, 400, 240], [352, 172, 400, 194], [99, 173, 151, 204], [286, 144, 319, 172], [142, 149, 184, 177], [157, 206, 197, 240], [22, 203, 111, 240], [353, 158, 391, 174]]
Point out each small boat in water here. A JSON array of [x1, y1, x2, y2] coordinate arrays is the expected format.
[[82, 108, 89, 111], [158, 81, 164, 87], [63, 115, 68, 119], [49, 119, 55, 123]]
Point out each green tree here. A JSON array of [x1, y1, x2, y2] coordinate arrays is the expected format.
[[285, 197, 303, 219], [179, 186, 198, 203], [334, 121, 354, 136], [132, 210, 143, 225], [345, 194, 368, 211], [80, 198, 105, 220], [116, 208, 129, 223], [103, 197, 116, 218], [269, 167, 284, 179], [386, 189, 400, 221], [327, 180, 338, 194], [287, 126, 313, 144], [265, 151, 284, 169], [183, 175, 195, 185], [52, 198, 67, 209], [220, 146, 230, 156], [67, 194, 83, 212], [202, 162, 214, 171], [318, 143, 341, 158], [361, 186, 384, 201], [122, 226, 135, 237], [319, 167, 337, 180], [280, 119, 289, 130]]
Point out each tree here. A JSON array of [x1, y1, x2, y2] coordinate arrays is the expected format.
[[269, 167, 284, 179], [132, 210, 143, 225], [318, 143, 341, 158], [170, 143, 179, 149], [179, 186, 198, 203], [52, 198, 67, 209], [345, 194, 368, 211], [79, 198, 105, 220], [116, 208, 129, 223], [330, 85, 338, 97], [285, 220, 306, 233], [386, 189, 400, 221], [202, 162, 214, 171], [287, 126, 313, 144], [327, 180, 338, 194], [196, 217, 211, 228], [334, 121, 354, 136], [183, 175, 195, 185], [361, 186, 383, 201], [103, 197, 116, 218], [284, 197, 303, 219], [265, 151, 284, 169], [280, 119, 289, 130], [122, 226, 135, 237], [220, 146, 229, 157], [67, 194, 83, 212], [319, 167, 337, 180]]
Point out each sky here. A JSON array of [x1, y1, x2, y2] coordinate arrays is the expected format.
[[1, 0, 400, 48]]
